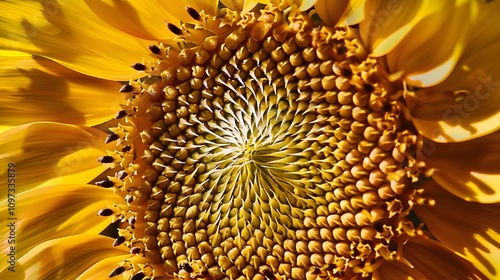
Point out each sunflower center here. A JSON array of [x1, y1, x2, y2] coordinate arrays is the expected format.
[[100, 5, 432, 280]]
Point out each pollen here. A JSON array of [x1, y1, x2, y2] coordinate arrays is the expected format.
[[98, 4, 432, 280]]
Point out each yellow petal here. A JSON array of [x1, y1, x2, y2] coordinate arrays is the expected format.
[[0, 122, 112, 199], [414, 180, 500, 279], [255, 0, 315, 11], [296, 0, 316, 10], [83, 0, 177, 40], [0, 0, 153, 80], [77, 255, 130, 280], [0, 235, 127, 280], [360, 0, 471, 87], [360, 0, 429, 56], [314, 0, 348, 27], [221, 0, 260, 12], [221, 0, 243, 11], [400, 0, 500, 88], [374, 236, 484, 279], [0, 184, 122, 272], [159, 0, 218, 23], [337, 0, 366, 26], [374, 259, 427, 280], [424, 129, 500, 203], [384, 1, 472, 87], [460, 0, 500, 60], [315, 0, 366, 27], [407, 41, 500, 142], [0, 55, 121, 132], [403, 236, 485, 279]]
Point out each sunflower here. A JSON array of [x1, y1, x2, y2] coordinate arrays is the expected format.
[[1, 0, 500, 279]]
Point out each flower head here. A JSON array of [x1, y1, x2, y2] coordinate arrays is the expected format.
[[1, 0, 500, 279]]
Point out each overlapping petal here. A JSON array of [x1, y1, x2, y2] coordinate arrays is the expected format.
[[0, 184, 122, 272], [83, 0, 178, 41], [221, 0, 261, 12], [414, 180, 500, 279], [159, 0, 218, 23], [359, 0, 473, 88], [0, 122, 112, 199], [77, 255, 131, 280], [360, 0, 433, 57], [0, 54, 121, 132], [423, 129, 500, 203], [314, 0, 365, 27], [374, 236, 484, 279], [404, 237, 485, 279], [0, 235, 128, 280], [253, 0, 316, 11], [383, 0, 471, 88], [407, 41, 500, 142], [0, 0, 153, 80]]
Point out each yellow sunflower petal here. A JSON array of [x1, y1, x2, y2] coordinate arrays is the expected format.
[[374, 236, 484, 279], [0, 235, 128, 280], [384, 1, 472, 87], [361, 0, 471, 87], [159, 0, 218, 23], [77, 255, 130, 280], [296, 0, 316, 10], [400, 0, 500, 88], [0, 0, 153, 80], [0, 123, 112, 199], [314, 0, 348, 27], [0, 55, 121, 132], [315, 0, 366, 27], [374, 259, 427, 280], [407, 41, 500, 142], [403, 236, 485, 279], [221, 0, 261, 12], [424, 129, 500, 203], [83, 0, 177, 40], [360, 0, 431, 57], [253, 0, 315, 11], [414, 180, 500, 279], [464, 0, 500, 55], [0, 184, 122, 272]]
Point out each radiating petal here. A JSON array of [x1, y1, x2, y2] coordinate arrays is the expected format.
[[360, 0, 428, 57], [0, 55, 121, 132], [403, 236, 485, 279], [221, 0, 244, 11], [463, 0, 500, 56], [0, 184, 122, 271], [83, 0, 177, 40], [374, 259, 427, 280], [0, 235, 128, 280], [0, 0, 153, 80], [296, 0, 316, 10], [159, 0, 218, 23], [314, 0, 347, 27], [407, 41, 500, 142], [400, 0, 500, 88], [423, 129, 500, 203], [415, 180, 500, 279], [77, 255, 130, 280], [384, 1, 471, 87], [0, 122, 112, 199], [221, 0, 260, 12], [337, 0, 366, 26], [315, 0, 366, 27], [253, 0, 315, 11], [374, 236, 484, 279]]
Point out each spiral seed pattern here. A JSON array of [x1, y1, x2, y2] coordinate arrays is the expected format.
[[99, 5, 432, 280]]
